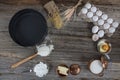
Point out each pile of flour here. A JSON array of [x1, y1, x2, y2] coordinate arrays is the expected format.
[[36, 44, 54, 57], [33, 62, 48, 77]]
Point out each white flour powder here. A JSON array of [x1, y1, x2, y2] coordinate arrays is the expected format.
[[33, 62, 48, 77], [36, 44, 54, 57]]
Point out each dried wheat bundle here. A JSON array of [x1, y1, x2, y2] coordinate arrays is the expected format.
[[61, 0, 82, 22]]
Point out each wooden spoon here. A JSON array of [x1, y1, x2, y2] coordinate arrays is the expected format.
[[11, 53, 38, 69], [11, 38, 53, 69]]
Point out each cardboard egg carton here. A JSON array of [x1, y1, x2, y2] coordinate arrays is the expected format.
[[79, 2, 119, 41]]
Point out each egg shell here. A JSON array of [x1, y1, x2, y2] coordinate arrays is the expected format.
[[102, 14, 108, 20], [109, 27, 116, 33], [97, 39, 111, 54], [98, 30, 105, 38], [91, 6, 97, 13], [92, 34, 99, 41], [103, 23, 110, 29], [92, 16, 99, 22], [112, 22, 119, 28], [98, 19, 104, 26], [92, 26, 99, 33], [81, 8, 88, 14], [96, 10, 102, 16], [107, 18, 113, 24], [85, 3, 91, 9]]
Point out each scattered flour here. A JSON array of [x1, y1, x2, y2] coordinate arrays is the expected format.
[[36, 44, 54, 57], [33, 62, 48, 77]]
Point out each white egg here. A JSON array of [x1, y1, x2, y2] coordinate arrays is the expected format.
[[112, 22, 119, 28], [92, 16, 99, 22], [92, 34, 99, 41], [85, 3, 91, 9], [109, 27, 116, 33], [92, 26, 99, 33], [91, 6, 97, 13], [98, 19, 104, 26], [103, 23, 110, 29], [101, 14, 108, 20], [96, 10, 102, 16], [97, 30, 105, 38], [107, 18, 113, 24], [87, 12, 94, 18], [81, 8, 88, 14]]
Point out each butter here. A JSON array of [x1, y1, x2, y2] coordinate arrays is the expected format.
[[58, 66, 69, 75]]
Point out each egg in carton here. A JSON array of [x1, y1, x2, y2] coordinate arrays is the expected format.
[[78, 2, 119, 41]]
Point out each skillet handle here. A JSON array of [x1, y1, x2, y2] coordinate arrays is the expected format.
[[11, 53, 38, 69]]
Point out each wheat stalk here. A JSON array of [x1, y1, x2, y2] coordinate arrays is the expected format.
[[62, 0, 82, 21]]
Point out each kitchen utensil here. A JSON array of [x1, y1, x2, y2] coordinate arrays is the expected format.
[[11, 37, 53, 68], [11, 53, 38, 68], [9, 9, 48, 47]]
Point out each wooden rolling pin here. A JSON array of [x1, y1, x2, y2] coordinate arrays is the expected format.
[[11, 53, 38, 68]]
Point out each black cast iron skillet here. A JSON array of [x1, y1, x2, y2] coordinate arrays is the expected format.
[[9, 9, 48, 47]]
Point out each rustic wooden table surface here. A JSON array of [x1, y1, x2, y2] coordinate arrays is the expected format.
[[0, 0, 120, 80]]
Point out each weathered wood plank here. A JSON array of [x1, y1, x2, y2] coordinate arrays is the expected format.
[[0, 57, 120, 80], [1, 0, 120, 5], [0, 2, 119, 80]]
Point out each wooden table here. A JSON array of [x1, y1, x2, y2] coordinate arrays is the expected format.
[[0, 0, 120, 80]]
